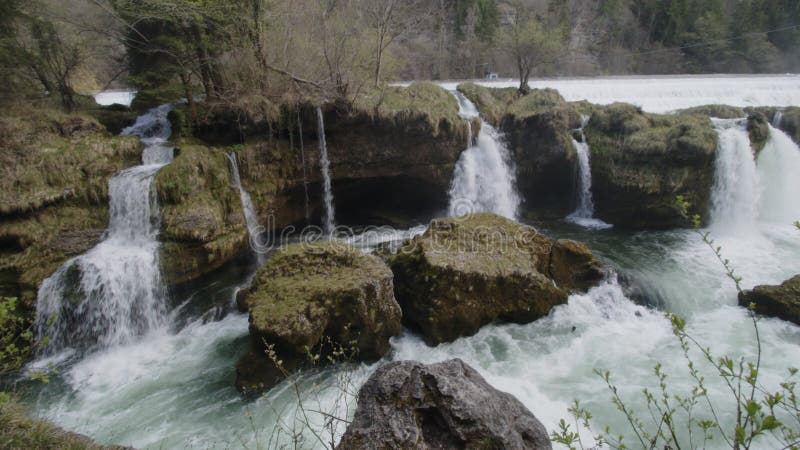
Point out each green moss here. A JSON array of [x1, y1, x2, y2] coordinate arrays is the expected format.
[[506, 88, 567, 120], [678, 104, 746, 119], [456, 82, 517, 125], [155, 144, 248, 285], [747, 112, 770, 156], [245, 241, 391, 331], [358, 82, 462, 136], [130, 83, 186, 113]]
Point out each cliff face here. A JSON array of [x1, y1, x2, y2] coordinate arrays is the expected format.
[[0, 109, 142, 306]]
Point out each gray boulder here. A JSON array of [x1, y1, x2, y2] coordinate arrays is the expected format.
[[336, 359, 552, 450]]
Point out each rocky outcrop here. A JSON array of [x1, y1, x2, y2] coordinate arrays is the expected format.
[[585, 103, 718, 228], [390, 213, 603, 345], [458, 83, 579, 214], [747, 112, 770, 156], [175, 82, 470, 232], [155, 144, 248, 286], [336, 359, 552, 450], [0, 109, 142, 306], [739, 275, 800, 325], [235, 241, 402, 396], [773, 107, 800, 145]]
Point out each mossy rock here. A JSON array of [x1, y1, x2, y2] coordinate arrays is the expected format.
[[358, 82, 463, 138], [457, 84, 578, 213], [390, 213, 603, 345], [155, 144, 248, 285], [777, 107, 800, 145], [739, 275, 800, 326], [235, 241, 402, 396], [747, 112, 770, 156], [678, 105, 745, 119], [585, 103, 718, 229], [129, 84, 185, 113]]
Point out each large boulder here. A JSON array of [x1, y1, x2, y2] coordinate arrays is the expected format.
[[390, 213, 603, 345], [739, 275, 800, 325], [336, 359, 552, 450], [155, 145, 249, 286], [585, 103, 718, 228], [235, 241, 402, 396]]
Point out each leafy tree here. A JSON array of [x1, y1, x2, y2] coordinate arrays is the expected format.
[[500, 1, 563, 94]]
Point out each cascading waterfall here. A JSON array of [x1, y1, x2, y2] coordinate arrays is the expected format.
[[757, 125, 800, 223], [566, 116, 611, 229], [709, 119, 760, 234], [448, 92, 520, 219], [224, 152, 265, 264], [35, 104, 175, 355], [316, 106, 335, 233]]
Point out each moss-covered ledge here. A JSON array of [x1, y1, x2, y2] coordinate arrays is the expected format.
[[585, 103, 718, 228], [155, 143, 248, 286]]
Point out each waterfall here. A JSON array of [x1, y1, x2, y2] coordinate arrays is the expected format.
[[709, 119, 760, 234], [757, 125, 800, 223], [566, 116, 611, 229], [448, 92, 520, 219], [224, 152, 264, 264], [772, 111, 783, 127], [35, 105, 174, 355], [316, 106, 335, 233]]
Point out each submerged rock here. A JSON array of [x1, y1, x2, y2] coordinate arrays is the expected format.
[[235, 241, 401, 396], [390, 213, 603, 345], [336, 359, 552, 450], [739, 275, 800, 325], [586, 103, 718, 228]]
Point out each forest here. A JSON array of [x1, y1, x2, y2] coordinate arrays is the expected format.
[[1, 0, 799, 113]]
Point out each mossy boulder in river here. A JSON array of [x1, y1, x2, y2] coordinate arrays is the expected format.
[[390, 213, 603, 345], [235, 241, 402, 396], [585, 103, 718, 228], [739, 275, 800, 326]]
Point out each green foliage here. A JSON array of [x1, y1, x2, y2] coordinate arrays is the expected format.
[[0, 297, 34, 375]]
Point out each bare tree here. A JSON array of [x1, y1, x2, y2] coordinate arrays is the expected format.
[[365, 0, 428, 87], [501, 1, 563, 94]]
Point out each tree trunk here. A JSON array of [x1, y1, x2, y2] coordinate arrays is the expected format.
[[180, 72, 197, 123], [374, 33, 385, 87]]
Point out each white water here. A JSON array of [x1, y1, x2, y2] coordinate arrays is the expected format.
[[710, 119, 761, 235], [448, 92, 520, 219], [23, 78, 800, 450], [566, 115, 611, 229], [35, 104, 174, 355], [316, 107, 336, 233], [425, 75, 800, 113], [93, 90, 136, 107], [758, 125, 800, 224], [224, 153, 265, 263], [773, 110, 784, 127]]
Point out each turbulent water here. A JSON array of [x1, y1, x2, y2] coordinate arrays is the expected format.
[[225, 152, 264, 263], [710, 119, 761, 235], [448, 92, 520, 219], [20, 82, 800, 449], [34, 105, 174, 356], [316, 107, 336, 233]]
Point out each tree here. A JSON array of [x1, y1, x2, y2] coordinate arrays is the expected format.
[[366, 0, 428, 87], [501, 2, 562, 94]]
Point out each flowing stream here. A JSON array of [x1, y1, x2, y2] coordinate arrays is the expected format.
[[225, 152, 264, 264], [448, 92, 520, 219], [34, 104, 174, 356], [316, 106, 335, 233], [17, 82, 800, 449]]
